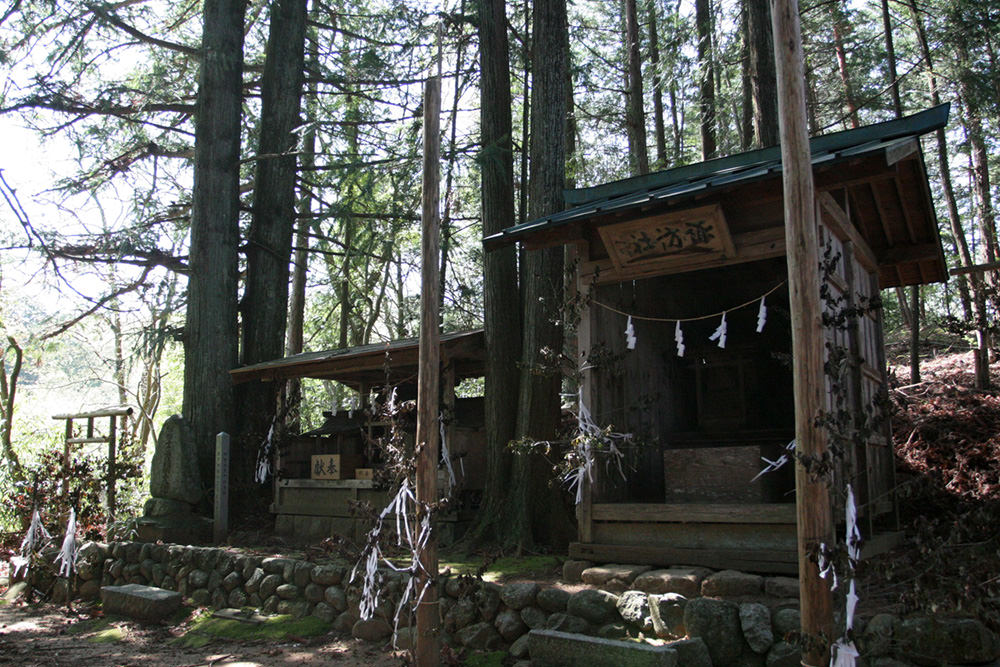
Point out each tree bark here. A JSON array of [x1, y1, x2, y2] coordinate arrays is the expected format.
[[830, 0, 859, 128], [746, 0, 777, 147], [646, 0, 667, 168], [906, 0, 973, 320], [512, 0, 573, 550], [468, 0, 522, 547], [236, 0, 307, 510], [624, 0, 649, 175], [183, 0, 245, 495], [0, 336, 25, 483], [285, 59, 318, 433], [695, 0, 717, 159]]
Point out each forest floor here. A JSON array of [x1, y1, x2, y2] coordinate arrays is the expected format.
[[1, 350, 998, 663]]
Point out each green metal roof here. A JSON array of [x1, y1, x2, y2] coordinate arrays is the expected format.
[[483, 104, 950, 249]]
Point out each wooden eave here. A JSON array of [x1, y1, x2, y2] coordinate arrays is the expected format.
[[229, 329, 486, 390], [486, 106, 950, 288]]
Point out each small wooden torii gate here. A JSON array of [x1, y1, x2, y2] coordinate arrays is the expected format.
[[51, 405, 133, 519]]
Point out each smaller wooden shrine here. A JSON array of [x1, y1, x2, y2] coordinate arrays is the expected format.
[[230, 330, 486, 544], [484, 105, 950, 573]]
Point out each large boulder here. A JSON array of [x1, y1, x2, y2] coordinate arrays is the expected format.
[[567, 589, 621, 625], [739, 602, 774, 654], [895, 616, 1000, 666], [684, 597, 746, 667], [633, 568, 711, 598], [148, 415, 202, 505], [617, 590, 652, 632], [650, 593, 687, 639]]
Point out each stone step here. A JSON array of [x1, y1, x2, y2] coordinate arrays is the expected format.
[[101, 583, 182, 621], [528, 629, 678, 667]]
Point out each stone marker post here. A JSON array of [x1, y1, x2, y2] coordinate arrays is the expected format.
[[214, 432, 230, 544]]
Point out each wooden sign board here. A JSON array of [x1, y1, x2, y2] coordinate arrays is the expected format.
[[311, 454, 343, 480], [355, 468, 374, 480], [599, 204, 734, 272]]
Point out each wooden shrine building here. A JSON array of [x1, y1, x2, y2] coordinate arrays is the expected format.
[[230, 330, 487, 543], [484, 105, 950, 574]]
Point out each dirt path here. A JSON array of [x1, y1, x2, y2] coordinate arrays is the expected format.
[[0, 601, 406, 666]]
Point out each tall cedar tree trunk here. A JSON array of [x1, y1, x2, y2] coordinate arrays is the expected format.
[[695, 0, 716, 159], [236, 0, 307, 513], [880, 0, 920, 383], [647, 0, 667, 168], [746, 0, 777, 147], [624, 0, 649, 175], [183, 0, 245, 495], [905, 0, 983, 385], [467, 0, 522, 547], [830, 0, 859, 128], [906, 0, 973, 320], [510, 0, 574, 550], [958, 67, 999, 390], [285, 44, 319, 433], [739, 3, 753, 150]]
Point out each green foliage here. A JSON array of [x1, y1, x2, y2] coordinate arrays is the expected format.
[[8, 444, 144, 539]]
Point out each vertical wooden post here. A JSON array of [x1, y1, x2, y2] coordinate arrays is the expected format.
[[414, 73, 441, 667], [214, 432, 231, 544], [63, 418, 73, 498], [107, 415, 118, 519], [574, 247, 594, 545], [772, 0, 835, 663]]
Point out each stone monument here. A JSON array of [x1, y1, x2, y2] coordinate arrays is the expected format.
[[137, 415, 212, 543]]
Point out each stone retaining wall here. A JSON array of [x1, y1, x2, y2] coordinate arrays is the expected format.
[[26, 542, 1000, 667]]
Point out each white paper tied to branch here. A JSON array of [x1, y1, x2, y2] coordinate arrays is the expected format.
[[351, 478, 435, 648], [709, 312, 728, 349], [55, 508, 78, 578], [751, 440, 796, 482], [831, 638, 860, 667], [565, 389, 629, 504], [844, 483, 861, 631], [439, 413, 456, 488], [14, 509, 51, 576], [757, 296, 767, 333], [625, 315, 636, 350], [255, 420, 276, 483], [674, 320, 685, 357], [818, 544, 838, 591]]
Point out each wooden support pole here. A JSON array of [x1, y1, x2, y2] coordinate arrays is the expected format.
[[772, 0, 835, 663], [414, 73, 441, 667], [63, 418, 73, 498], [107, 415, 117, 519]]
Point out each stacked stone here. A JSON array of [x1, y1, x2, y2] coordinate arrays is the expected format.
[[30, 543, 1000, 667]]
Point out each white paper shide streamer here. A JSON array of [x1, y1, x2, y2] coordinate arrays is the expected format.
[[757, 296, 767, 333], [709, 312, 728, 349], [439, 413, 457, 488], [55, 508, 79, 577], [624, 315, 636, 350], [565, 388, 630, 505], [830, 484, 863, 667], [351, 478, 434, 648], [751, 440, 796, 482], [13, 509, 51, 576], [674, 321, 685, 357]]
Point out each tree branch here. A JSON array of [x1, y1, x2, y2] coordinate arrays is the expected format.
[[88, 2, 201, 58]]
